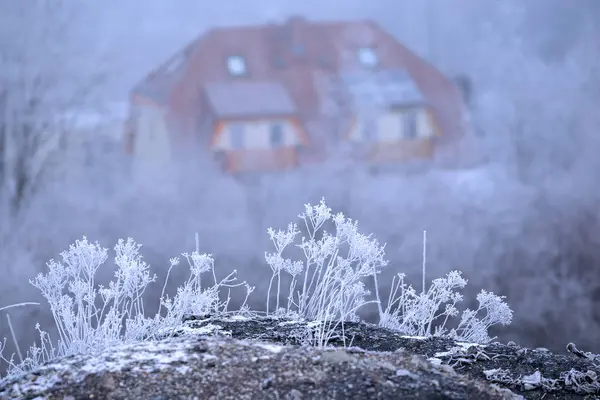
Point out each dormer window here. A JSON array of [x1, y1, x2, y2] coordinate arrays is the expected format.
[[357, 47, 378, 68], [227, 55, 246, 76]]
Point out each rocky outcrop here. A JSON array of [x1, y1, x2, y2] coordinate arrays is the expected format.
[[1, 316, 598, 399]]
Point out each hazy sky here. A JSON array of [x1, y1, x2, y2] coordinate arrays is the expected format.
[[48, 0, 596, 104], [2, 0, 591, 106], [78, 0, 434, 101]]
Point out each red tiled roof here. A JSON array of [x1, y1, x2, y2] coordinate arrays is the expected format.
[[203, 81, 297, 119], [130, 16, 467, 144]]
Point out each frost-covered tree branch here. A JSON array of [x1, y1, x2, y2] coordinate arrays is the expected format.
[[0, 1, 106, 215]]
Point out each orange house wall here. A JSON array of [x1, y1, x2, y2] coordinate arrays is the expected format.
[[367, 139, 434, 163], [225, 147, 299, 173]]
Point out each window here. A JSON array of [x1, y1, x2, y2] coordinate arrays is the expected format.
[[403, 110, 419, 139], [227, 55, 246, 76], [270, 122, 284, 148], [363, 117, 378, 142], [357, 47, 378, 68], [291, 44, 306, 56], [230, 123, 245, 149]]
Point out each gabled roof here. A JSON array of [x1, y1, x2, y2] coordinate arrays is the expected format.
[[131, 56, 183, 106], [130, 16, 467, 141], [204, 81, 297, 119]]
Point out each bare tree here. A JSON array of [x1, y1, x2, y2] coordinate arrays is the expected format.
[[0, 2, 118, 377], [0, 1, 106, 216]]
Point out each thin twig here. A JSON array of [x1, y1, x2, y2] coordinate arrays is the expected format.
[[422, 230, 427, 295], [0, 302, 40, 312], [6, 313, 23, 364]]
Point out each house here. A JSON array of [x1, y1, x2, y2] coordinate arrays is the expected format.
[[125, 16, 471, 175], [53, 102, 129, 184]]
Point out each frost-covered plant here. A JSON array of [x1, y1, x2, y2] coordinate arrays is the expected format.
[[265, 199, 512, 346], [379, 271, 513, 343], [0, 238, 161, 382], [28, 237, 157, 358], [451, 289, 514, 343], [155, 251, 254, 336], [0, 235, 252, 382], [264, 199, 387, 328], [379, 271, 467, 337], [0, 197, 514, 385]]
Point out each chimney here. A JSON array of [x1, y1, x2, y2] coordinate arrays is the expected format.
[[270, 15, 309, 68], [286, 15, 308, 60]]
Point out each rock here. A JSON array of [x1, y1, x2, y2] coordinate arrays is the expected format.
[[1, 315, 598, 399]]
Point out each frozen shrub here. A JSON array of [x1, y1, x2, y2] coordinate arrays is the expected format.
[[451, 289, 514, 343], [379, 271, 466, 337], [379, 271, 513, 343], [155, 251, 254, 337], [0, 236, 252, 382], [265, 199, 513, 345], [1, 197, 514, 383], [28, 237, 157, 357], [265, 199, 387, 322], [264, 199, 388, 346]]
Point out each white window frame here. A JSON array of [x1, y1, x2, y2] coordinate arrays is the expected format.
[[227, 55, 246, 76], [230, 123, 245, 149], [403, 110, 419, 139]]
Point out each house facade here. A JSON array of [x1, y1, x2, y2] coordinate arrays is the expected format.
[[204, 80, 309, 172], [125, 16, 471, 175]]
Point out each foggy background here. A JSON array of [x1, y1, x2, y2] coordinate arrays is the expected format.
[[1, 0, 599, 372]]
